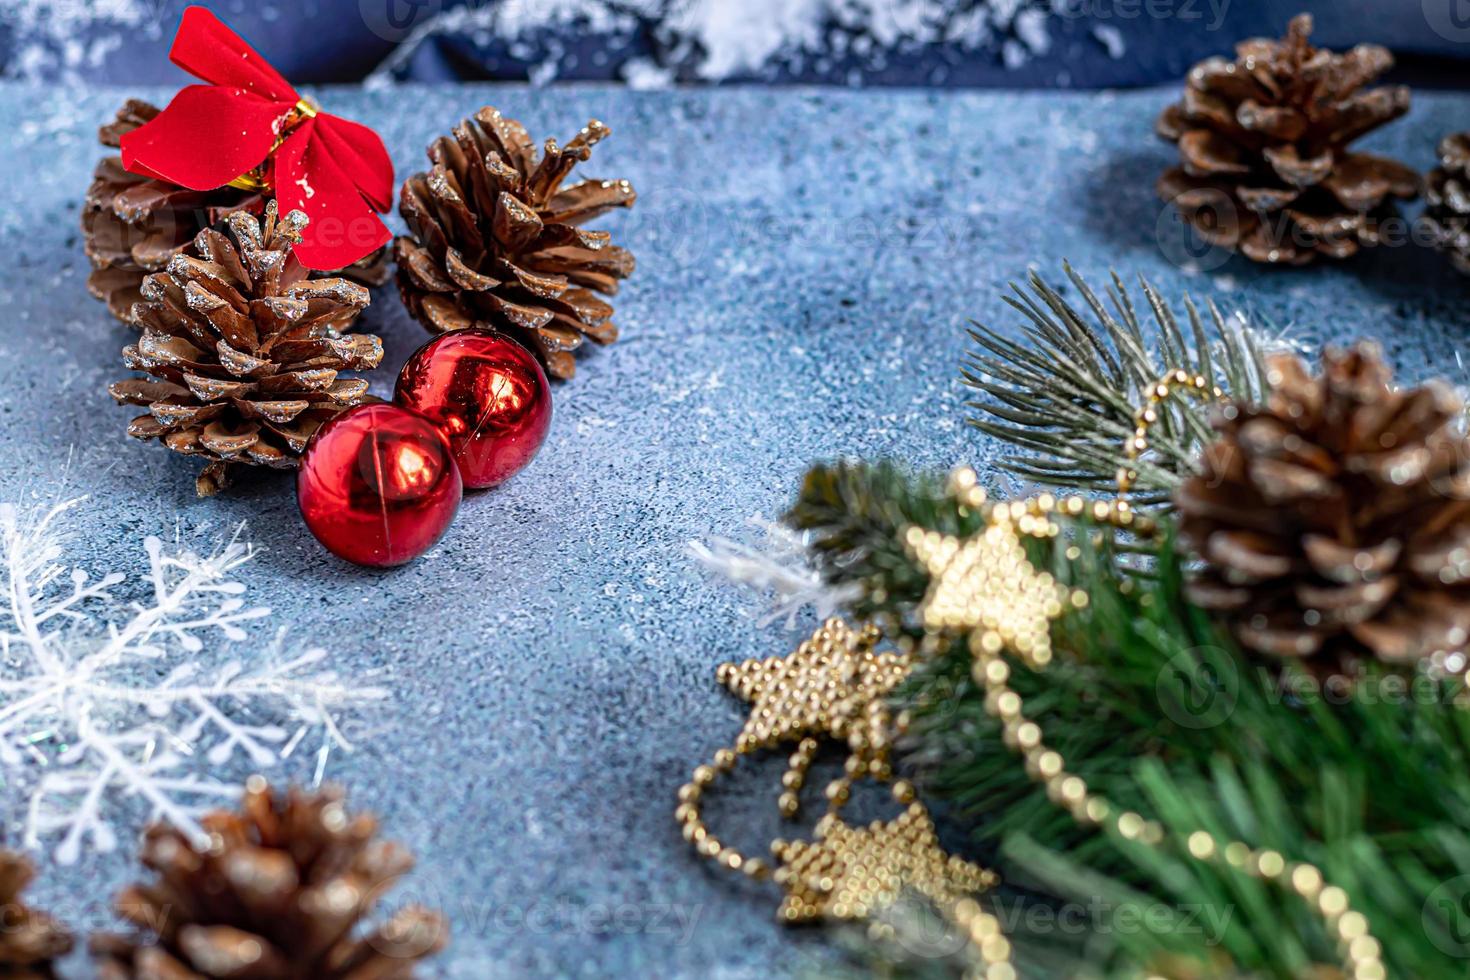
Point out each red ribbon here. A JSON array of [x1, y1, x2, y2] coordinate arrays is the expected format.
[[121, 6, 393, 271]]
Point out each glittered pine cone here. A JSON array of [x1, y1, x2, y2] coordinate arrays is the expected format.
[[1176, 343, 1470, 676], [109, 202, 383, 497], [0, 851, 73, 978], [83, 100, 390, 324], [83, 99, 263, 323], [92, 778, 447, 980], [1425, 132, 1470, 276], [1156, 14, 1418, 265], [394, 106, 637, 379]]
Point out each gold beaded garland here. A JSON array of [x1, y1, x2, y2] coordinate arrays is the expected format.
[[677, 617, 1008, 970], [773, 801, 997, 924], [682, 384, 1384, 976], [908, 464, 1382, 980], [1116, 369, 1224, 497], [717, 618, 906, 761]]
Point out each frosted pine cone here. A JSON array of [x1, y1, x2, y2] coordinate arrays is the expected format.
[[1177, 343, 1470, 675], [109, 203, 383, 496], [1157, 15, 1418, 265], [395, 106, 637, 379], [93, 778, 447, 979]]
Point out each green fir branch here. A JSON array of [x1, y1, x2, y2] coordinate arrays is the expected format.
[[964, 266, 1268, 504], [787, 460, 1470, 978]]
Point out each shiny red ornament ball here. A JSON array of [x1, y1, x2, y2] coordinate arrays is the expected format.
[[394, 330, 552, 490], [297, 403, 462, 567]]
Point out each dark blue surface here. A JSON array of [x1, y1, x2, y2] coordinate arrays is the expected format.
[[4, 0, 1469, 88], [2, 79, 1468, 977]]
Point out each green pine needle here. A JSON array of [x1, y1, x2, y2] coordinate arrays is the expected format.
[[964, 266, 1268, 504], [787, 460, 1470, 978]]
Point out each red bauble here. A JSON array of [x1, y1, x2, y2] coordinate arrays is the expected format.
[[394, 330, 552, 490], [297, 403, 462, 567]]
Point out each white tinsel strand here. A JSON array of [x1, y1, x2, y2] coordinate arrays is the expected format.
[[689, 517, 861, 629]]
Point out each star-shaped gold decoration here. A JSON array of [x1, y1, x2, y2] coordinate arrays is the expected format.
[[716, 618, 911, 755], [904, 477, 1078, 667], [772, 802, 997, 923]]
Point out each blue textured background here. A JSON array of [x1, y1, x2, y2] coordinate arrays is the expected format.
[[1, 82, 1468, 976]]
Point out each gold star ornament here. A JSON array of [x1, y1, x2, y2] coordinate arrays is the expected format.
[[772, 801, 997, 924], [678, 616, 1012, 974], [905, 470, 1094, 667], [717, 617, 911, 754]]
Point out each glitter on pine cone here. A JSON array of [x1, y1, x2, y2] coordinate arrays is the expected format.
[[1176, 343, 1470, 675], [1425, 132, 1470, 277], [91, 777, 448, 980], [83, 100, 391, 325], [109, 202, 384, 497], [394, 106, 637, 380], [0, 851, 73, 977], [1156, 14, 1419, 266], [83, 99, 263, 323]]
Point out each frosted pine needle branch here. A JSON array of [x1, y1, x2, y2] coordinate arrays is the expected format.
[[0, 497, 389, 864], [964, 265, 1268, 504]]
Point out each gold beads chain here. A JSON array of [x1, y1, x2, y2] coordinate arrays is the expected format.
[[677, 619, 1014, 977], [1120, 379, 1379, 974], [973, 650, 1384, 979], [948, 464, 1157, 541], [1115, 380, 1381, 972], [951, 896, 1018, 980], [675, 747, 774, 881], [910, 467, 1384, 978], [1115, 369, 1224, 498], [779, 736, 820, 818]]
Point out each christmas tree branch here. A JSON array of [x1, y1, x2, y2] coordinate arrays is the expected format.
[[965, 266, 1268, 503], [786, 460, 1470, 977]]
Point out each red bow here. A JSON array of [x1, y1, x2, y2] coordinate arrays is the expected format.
[[121, 6, 393, 271]]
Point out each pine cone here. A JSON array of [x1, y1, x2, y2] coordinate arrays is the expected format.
[[83, 100, 390, 324], [1176, 343, 1470, 675], [1425, 133, 1470, 276], [92, 778, 447, 979], [84, 100, 262, 323], [394, 106, 637, 379], [1156, 14, 1418, 265], [109, 202, 383, 497], [0, 851, 72, 978]]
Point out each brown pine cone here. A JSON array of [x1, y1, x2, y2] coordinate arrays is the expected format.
[[1425, 132, 1470, 276], [1176, 343, 1470, 676], [0, 851, 73, 978], [83, 99, 263, 323], [109, 202, 383, 497], [83, 100, 391, 324], [394, 105, 637, 379], [92, 777, 447, 979], [1156, 14, 1418, 265]]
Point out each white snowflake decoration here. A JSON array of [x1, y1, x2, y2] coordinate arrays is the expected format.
[[0, 496, 388, 864]]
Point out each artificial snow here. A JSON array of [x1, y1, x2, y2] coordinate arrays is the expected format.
[[1093, 24, 1127, 59], [369, 0, 1056, 87]]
